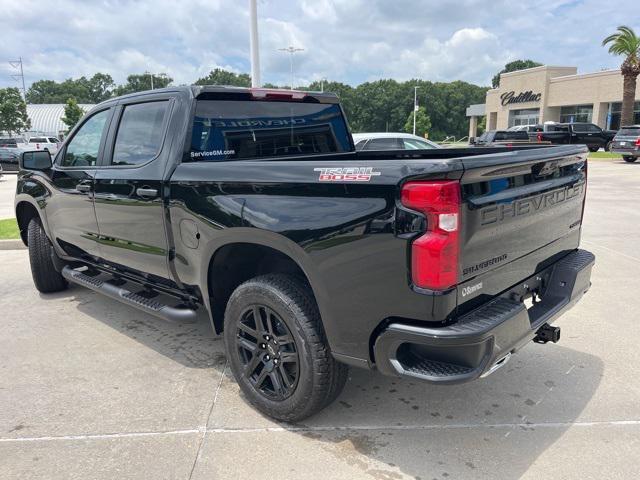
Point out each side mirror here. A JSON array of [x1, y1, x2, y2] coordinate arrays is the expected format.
[[469, 137, 476, 144], [20, 150, 52, 171]]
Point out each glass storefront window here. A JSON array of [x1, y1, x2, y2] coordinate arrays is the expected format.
[[559, 105, 593, 123], [608, 102, 640, 130], [508, 108, 540, 127]]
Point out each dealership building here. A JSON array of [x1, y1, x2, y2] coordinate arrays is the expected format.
[[467, 65, 640, 137]]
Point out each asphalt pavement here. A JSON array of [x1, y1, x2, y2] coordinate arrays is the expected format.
[[0, 159, 639, 479]]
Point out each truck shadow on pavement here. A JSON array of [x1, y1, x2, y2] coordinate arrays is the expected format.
[[53, 285, 603, 480], [50, 285, 227, 371]]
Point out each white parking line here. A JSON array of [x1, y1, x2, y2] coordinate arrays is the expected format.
[[2, 419, 639, 443]]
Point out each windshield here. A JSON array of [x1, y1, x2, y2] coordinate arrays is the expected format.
[[190, 100, 352, 161]]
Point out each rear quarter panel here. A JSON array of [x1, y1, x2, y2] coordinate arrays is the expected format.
[[169, 158, 463, 362]]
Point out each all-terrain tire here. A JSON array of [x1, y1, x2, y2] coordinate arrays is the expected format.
[[224, 274, 348, 422], [27, 218, 68, 293]]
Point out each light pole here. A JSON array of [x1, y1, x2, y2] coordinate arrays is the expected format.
[[413, 86, 419, 136], [320, 77, 327, 92], [144, 71, 154, 90], [278, 46, 304, 90], [249, 0, 261, 87]]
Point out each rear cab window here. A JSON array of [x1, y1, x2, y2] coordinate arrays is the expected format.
[[189, 98, 352, 161]]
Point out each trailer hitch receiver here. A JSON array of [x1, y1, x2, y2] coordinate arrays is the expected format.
[[533, 324, 561, 344]]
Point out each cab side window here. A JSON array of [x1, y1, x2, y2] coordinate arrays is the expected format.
[[61, 109, 110, 167], [111, 101, 168, 166]]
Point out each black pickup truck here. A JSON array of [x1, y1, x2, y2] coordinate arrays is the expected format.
[[15, 86, 594, 421], [530, 122, 616, 152]]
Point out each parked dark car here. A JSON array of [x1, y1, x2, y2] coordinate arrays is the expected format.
[[471, 129, 532, 146], [15, 86, 594, 421], [530, 123, 616, 152], [610, 125, 640, 162]]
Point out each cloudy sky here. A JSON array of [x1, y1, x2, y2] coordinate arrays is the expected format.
[[0, 0, 636, 90]]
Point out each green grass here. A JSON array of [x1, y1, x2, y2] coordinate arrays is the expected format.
[[0, 218, 20, 240], [589, 151, 622, 159]]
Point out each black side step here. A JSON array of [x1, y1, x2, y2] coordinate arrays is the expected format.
[[62, 266, 197, 323]]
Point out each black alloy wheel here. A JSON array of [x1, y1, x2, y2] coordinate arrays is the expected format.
[[236, 304, 299, 400]]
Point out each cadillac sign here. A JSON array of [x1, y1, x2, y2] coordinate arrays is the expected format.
[[500, 90, 542, 106]]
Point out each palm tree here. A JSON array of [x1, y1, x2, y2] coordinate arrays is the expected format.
[[603, 26, 640, 127]]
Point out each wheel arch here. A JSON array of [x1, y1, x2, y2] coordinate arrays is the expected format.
[[199, 233, 332, 338], [15, 198, 44, 246]]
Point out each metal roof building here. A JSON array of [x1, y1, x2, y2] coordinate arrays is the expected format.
[[26, 104, 94, 136]]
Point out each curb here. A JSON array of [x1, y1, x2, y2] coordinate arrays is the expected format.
[[0, 239, 26, 250]]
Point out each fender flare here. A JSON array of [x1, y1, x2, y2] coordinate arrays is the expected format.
[[14, 193, 51, 247], [196, 228, 335, 340]]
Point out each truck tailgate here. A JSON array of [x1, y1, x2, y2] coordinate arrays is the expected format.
[[457, 145, 587, 311]]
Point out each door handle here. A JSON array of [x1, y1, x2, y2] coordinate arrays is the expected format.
[[136, 187, 158, 198], [76, 184, 91, 192]]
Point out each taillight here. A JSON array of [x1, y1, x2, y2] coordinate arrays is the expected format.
[[401, 181, 461, 290], [537, 132, 543, 142], [634, 138, 640, 147]]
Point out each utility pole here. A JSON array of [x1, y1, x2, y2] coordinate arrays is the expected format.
[[278, 46, 304, 90], [249, 0, 261, 87], [413, 86, 419, 136], [8, 57, 26, 100], [320, 77, 327, 92]]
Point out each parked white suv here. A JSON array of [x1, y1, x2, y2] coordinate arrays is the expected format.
[[27, 136, 61, 155]]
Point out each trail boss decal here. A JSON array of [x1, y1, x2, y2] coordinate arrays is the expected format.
[[314, 167, 382, 182]]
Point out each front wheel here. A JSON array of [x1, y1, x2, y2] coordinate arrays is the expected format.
[[27, 218, 68, 293], [224, 274, 348, 422], [623, 156, 638, 163], [588, 146, 600, 152], [605, 141, 612, 152]]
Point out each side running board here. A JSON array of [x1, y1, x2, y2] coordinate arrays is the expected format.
[[61, 266, 197, 323]]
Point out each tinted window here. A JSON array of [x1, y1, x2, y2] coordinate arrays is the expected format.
[[112, 101, 168, 166], [190, 100, 351, 161], [618, 127, 640, 136], [61, 109, 110, 167], [354, 139, 367, 150], [361, 137, 401, 150], [403, 138, 436, 149], [48, 137, 59, 143], [29, 137, 47, 143]]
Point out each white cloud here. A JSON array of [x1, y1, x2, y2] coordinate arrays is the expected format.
[[0, 0, 635, 90]]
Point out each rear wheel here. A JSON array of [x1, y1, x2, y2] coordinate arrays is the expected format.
[[27, 218, 68, 293], [623, 156, 638, 163], [224, 274, 348, 422], [588, 146, 600, 152], [605, 141, 612, 152]]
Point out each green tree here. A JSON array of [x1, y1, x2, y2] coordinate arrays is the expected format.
[[26, 73, 115, 104], [404, 106, 431, 138], [61, 97, 85, 131], [114, 73, 173, 96], [603, 25, 640, 127], [492, 60, 542, 88], [0, 87, 31, 135], [195, 68, 251, 87]]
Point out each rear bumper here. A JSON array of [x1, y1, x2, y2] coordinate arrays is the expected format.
[[611, 148, 639, 157], [373, 249, 595, 384]]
